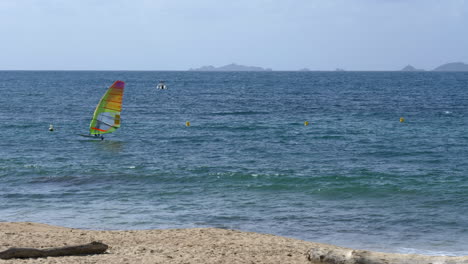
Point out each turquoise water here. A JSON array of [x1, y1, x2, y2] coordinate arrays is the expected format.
[[0, 71, 467, 255]]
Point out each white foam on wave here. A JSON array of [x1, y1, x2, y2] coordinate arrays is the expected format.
[[397, 247, 465, 257]]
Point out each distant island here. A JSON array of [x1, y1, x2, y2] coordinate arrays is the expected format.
[[400, 62, 468, 72], [188, 62, 468, 72], [401, 65, 424, 71], [189, 63, 272, 72], [433, 62, 468, 71]]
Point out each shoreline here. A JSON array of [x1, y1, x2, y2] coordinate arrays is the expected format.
[[1, 222, 468, 264]]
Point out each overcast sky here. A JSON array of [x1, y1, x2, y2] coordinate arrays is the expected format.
[[0, 0, 467, 70]]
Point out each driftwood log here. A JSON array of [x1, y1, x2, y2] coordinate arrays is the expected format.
[[0, 241, 108, 259]]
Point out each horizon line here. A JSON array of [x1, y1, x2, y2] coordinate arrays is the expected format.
[[0, 69, 462, 72]]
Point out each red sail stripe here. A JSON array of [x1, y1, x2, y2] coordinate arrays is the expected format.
[[105, 100, 122, 104], [91, 127, 107, 132]]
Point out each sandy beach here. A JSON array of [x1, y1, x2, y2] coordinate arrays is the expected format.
[[2, 222, 468, 264], [0, 222, 322, 264]]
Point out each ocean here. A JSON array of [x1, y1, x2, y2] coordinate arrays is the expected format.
[[0, 71, 467, 256]]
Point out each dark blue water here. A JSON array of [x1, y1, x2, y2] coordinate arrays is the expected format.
[[1, 71, 467, 256]]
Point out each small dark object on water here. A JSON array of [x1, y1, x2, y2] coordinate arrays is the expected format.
[[0, 241, 108, 259]]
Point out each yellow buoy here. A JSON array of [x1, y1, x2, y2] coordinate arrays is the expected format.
[[399, 117, 405, 123], [304, 121, 309, 126], [186, 121, 190, 127]]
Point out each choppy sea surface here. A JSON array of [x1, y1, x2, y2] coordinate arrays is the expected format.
[[0, 71, 467, 256]]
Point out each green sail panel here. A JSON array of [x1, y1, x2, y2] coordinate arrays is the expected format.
[[89, 81, 125, 135]]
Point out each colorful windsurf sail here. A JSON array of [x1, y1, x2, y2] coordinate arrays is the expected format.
[[89, 81, 125, 135]]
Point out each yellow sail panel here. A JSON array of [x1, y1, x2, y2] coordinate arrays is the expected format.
[[89, 81, 125, 135]]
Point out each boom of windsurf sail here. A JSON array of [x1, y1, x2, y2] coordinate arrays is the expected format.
[[89, 81, 125, 135]]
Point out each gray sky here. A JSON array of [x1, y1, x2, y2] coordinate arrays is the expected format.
[[0, 0, 467, 70]]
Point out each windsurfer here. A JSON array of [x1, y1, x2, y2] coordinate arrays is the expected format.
[[83, 81, 124, 140]]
